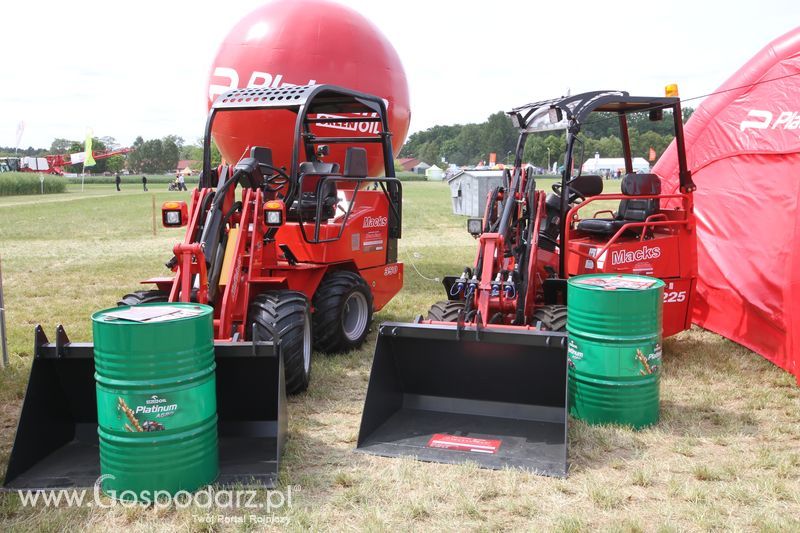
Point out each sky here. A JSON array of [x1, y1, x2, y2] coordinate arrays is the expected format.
[[1, 0, 798, 149]]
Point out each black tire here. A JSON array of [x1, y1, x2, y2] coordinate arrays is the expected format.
[[533, 304, 568, 331], [118, 290, 169, 306], [427, 300, 465, 322], [249, 291, 312, 395], [312, 271, 373, 353]]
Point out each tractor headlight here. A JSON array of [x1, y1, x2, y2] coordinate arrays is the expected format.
[[161, 201, 188, 228], [467, 218, 483, 237], [264, 200, 285, 227]]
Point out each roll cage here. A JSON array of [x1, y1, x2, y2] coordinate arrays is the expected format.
[[507, 90, 695, 277], [202, 83, 396, 191], [200, 84, 402, 244]]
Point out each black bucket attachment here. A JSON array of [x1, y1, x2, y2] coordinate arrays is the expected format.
[[357, 322, 569, 477], [3, 325, 287, 490]]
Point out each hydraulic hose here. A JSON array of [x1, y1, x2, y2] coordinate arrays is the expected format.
[[199, 168, 246, 267]]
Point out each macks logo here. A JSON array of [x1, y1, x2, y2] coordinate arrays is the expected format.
[[363, 216, 387, 228], [611, 246, 661, 266], [739, 110, 800, 131]]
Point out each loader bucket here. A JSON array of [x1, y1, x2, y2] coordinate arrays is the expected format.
[[357, 322, 569, 477], [3, 325, 287, 490]]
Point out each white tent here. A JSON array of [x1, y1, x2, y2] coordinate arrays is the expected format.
[[581, 157, 650, 175], [425, 164, 443, 181]]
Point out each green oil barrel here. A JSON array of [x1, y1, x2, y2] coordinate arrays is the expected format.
[[567, 274, 664, 429], [92, 303, 218, 499]]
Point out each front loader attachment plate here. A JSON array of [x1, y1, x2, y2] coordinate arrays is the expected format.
[[3, 326, 287, 490], [357, 322, 569, 477]]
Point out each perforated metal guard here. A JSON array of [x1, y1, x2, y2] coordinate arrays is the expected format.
[[213, 85, 316, 110]]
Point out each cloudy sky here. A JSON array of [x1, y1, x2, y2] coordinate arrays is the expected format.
[[1, 0, 798, 149]]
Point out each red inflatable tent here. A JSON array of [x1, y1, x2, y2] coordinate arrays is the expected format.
[[655, 27, 800, 383]]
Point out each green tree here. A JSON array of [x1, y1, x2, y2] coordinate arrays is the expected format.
[[164, 135, 184, 150], [137, 139, 164, 174], [50, 138, 75, 154], [482, 112, 517, 160], [128, 136, 145, 172], [66, 137, 108, 173], [105, 155, 126, 173], [161, 137, 180, 174]]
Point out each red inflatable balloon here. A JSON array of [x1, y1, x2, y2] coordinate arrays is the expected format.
[[207, 0, 410, 176]]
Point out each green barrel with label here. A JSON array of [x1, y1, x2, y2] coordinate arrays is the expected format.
[[567, 274, 664, 429], [92, 303, 218, 498]]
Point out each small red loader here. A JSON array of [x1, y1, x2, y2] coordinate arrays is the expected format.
[[357, 91, 696, 476], [4, 84, 404, 489]]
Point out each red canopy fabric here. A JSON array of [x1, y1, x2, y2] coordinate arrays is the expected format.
[[654, 28, 800, 383]]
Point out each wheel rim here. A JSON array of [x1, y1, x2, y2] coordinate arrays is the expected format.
[[303, 310, 311, 373], [342, 291, 369, 342]]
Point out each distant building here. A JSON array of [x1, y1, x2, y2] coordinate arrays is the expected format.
[[396, 157, 420, 172], [176, 160, 198, 175], [447, 169, 505, 216], [412, 162, 431, 174]]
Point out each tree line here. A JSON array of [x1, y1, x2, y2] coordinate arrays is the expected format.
[[5, 136, 222, 175], [399, 108, 694, 169]]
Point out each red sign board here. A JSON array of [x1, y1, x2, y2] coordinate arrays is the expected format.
[[427, 434, 502, 454]]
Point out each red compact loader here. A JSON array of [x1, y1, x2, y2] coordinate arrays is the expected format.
[[5, 85, 403, 489], [358, 91, 696, 476]]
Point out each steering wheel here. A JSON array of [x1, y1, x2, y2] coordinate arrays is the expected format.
[[257, 164, 292, 195], [552, 182, 586, 204]]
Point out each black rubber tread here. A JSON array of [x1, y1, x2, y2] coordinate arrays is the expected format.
[[117, 290, 169, 306], [312, 271, 374, 353], [533, 304, 568, 332], [426, 300, 466, 322], [249, 291, 312, 395]]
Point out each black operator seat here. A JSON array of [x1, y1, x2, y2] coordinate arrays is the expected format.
[[576, 173, 662, 236], [291, 160, 341, 221], [343, 147, 368, 178], [250, 146, 274, 185], [251, 146, 273, 170]]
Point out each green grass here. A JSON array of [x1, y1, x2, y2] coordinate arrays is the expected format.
[[0, 181, 798, 531], [0, 172, 67, 196]]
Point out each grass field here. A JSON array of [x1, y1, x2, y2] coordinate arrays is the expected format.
[[0, 181, 798, 531], [0, 172, 67, 196]]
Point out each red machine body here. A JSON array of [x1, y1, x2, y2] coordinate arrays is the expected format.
[[136, 85, 403, 397], [356, 92, 696, 476], [207, 0, 411, 177], [427, 91, 697, 337], [563, 191, 696, 337], [155, 180, 402, 341]]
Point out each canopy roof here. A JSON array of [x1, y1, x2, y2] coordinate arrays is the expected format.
[[654, 27, 800, 383]]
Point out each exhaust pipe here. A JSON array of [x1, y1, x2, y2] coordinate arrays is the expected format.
[[357, 322, 569, 477]]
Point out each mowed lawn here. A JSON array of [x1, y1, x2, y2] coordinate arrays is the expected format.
[[0, 181, 798, 531]]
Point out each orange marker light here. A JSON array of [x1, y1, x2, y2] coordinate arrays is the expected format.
[[665, 84, 679, 97]]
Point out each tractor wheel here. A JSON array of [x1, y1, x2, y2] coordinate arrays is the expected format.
[[533, 304, 568, 332], [427, 300, 465, 322], [249, 291, 312, 395], [117, 290, 168, 306], [312, 271, 373, 353]]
